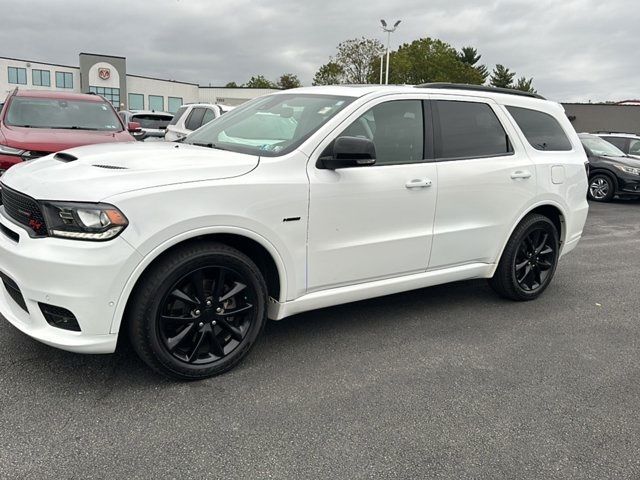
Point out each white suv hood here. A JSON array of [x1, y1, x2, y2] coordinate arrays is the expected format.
[[1, 142, 259, 202]]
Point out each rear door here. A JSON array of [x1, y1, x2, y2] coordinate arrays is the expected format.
[[428, 96, 536, 269]]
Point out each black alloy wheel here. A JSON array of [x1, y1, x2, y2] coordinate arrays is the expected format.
[[489, 213, 559, 301], [158, 266, 256, 365], [128, 242, 267, 380], [513, 228, 555, 292]]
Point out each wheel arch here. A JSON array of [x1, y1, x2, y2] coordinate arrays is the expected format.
[[589, 168, 619, 191], [110, 228, 288, 335], [491, 201, 567, 276]]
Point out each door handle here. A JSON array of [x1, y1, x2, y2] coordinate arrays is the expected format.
[[510, 170, 532, 180], [405, 178, 432, 189]]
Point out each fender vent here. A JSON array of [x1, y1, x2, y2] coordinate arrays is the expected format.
[[54, 152, 78, 162], [92, 164, 128, 170]]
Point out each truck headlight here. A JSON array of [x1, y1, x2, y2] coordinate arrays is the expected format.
[[41, 201, 128, 241]]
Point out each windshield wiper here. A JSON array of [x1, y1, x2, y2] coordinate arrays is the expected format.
[[190, 142, 230, 151], [51, 126, 103, 131]]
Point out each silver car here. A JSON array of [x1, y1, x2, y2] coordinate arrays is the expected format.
[[118, 110, 174, 141]]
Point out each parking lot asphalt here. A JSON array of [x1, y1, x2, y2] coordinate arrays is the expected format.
[[1, 200, 640, 479]]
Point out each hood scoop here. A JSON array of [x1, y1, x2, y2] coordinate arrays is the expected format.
[[92, 164, 128, 170], [54, 152, 78, 162]]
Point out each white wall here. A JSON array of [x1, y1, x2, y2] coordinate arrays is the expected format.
[[88, 61, 120, 89], [198, 87, 278, 106], [0, 57, 80, 101], [126, 75, 199, 111]]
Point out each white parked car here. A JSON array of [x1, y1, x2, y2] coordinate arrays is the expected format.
[[0, 84, 589, 379], [164, 103, 233, 142]]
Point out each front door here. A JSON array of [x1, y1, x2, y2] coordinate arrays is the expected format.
[[307, 98, 438, 291]]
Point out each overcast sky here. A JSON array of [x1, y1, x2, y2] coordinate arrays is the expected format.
[[1, 0, 638, 102]]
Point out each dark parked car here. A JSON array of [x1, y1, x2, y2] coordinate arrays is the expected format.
[[0, 89, 137, 175], [579, 133, 640, 202], [596, 132, 640, 159]]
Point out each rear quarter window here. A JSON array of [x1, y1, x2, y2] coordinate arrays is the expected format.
[[506, 106, 572, 151]]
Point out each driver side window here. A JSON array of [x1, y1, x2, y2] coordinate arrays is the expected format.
[[339, 100, 425, 165]]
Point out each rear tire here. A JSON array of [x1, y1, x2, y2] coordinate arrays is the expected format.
[[588, 173, 615, 202], [127, 241, 267, 380], [488, 214, 559, 301]]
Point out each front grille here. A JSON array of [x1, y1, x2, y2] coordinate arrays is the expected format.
[[0, 271, 28, 312], [0, 185, 47, 237], [21, 150, 50, 161]]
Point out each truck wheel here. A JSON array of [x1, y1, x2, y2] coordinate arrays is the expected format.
[[128, 241, 267, 380], [488, 214, 559, 301]]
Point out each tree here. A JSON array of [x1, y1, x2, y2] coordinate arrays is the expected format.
[[514, 76, 536, 93], [225, 81, 238, 88], [333, 37, 384, 84], [277, 73, 302, 89], [458, 46, 489, 83], [312, 61, 345, 85], [490, 64, 516, 89], [244, 75, 277, 89], [384, 38, 485, 85]]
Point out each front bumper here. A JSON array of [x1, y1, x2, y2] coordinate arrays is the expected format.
[[0, 208, 142, 353], [616, 171, 640, 195]]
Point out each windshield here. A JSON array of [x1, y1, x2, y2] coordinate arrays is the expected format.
[[5, 97, 123, 131], [132, 113, 173, 129], [184, 94, 354, 156], [581, 136, 625, 157]]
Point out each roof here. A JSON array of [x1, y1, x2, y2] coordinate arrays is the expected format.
[[128, 110, 173, 116], [275, 84, 555, 107], [14, 89, 105, 102]]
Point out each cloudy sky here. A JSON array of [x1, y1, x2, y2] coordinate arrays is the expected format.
[[1, 0, 638, 102]]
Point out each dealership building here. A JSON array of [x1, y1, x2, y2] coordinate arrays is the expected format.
[[0, 52, 278, 112]]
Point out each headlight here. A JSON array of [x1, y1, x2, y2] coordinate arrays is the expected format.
[[614, 164, 640, 176], [0, 144, 25, 156], [41, 201, 128, 241]]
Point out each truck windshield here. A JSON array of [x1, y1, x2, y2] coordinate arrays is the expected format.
[[184, 94, 354, 157], [5, 97, 123, 131]]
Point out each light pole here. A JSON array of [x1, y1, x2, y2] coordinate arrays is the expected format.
[[380, 19, 401, 85]]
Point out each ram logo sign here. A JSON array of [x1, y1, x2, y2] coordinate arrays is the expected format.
[[98, 68, 111, 80]]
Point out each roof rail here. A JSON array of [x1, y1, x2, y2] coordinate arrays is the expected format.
[[416, 83, 546, 100]]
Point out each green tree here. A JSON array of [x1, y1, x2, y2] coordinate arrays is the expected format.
[[458, 46, 489, 83], [244, 75, 277, 89], [385, 38, 485, 85], [490, 64, 516, 88], [277, 73, 302, 89], [225, 81, 238, 88], [333, 37, 384, 84], [312, 61, 345, 85], [514, 76, 536, 93]]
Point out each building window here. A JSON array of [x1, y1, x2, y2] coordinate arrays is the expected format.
[[55, 71, 74, 89], [8, 67, 27, 85], [128, 93, 144, 110], [32, 69, 51, 87], [167, 97, 183, 114], [90, 86, 121, 107], [148, 95, 164, 112]]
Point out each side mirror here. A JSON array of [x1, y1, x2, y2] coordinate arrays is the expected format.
[[317, 136, 377, 170], [127, 121, 142, 133]]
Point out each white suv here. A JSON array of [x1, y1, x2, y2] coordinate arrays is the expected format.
[[0, 84, 589, 379], [164, 103, 233, 142]]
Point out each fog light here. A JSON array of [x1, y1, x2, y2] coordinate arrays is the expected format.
[[39, 303, 81, 331]]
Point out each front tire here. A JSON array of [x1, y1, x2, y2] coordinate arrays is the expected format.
[[488, 214, 559, 301], [127, 241, 267, 380], [588, 174, 615, 202]]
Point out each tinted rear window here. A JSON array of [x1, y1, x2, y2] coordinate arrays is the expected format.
[[435, 100, 512, 160], [132, 113, 173, 129], [168, 106, 188, 126], [507, 106, 572, 151], [185, 108, 206, 131]]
